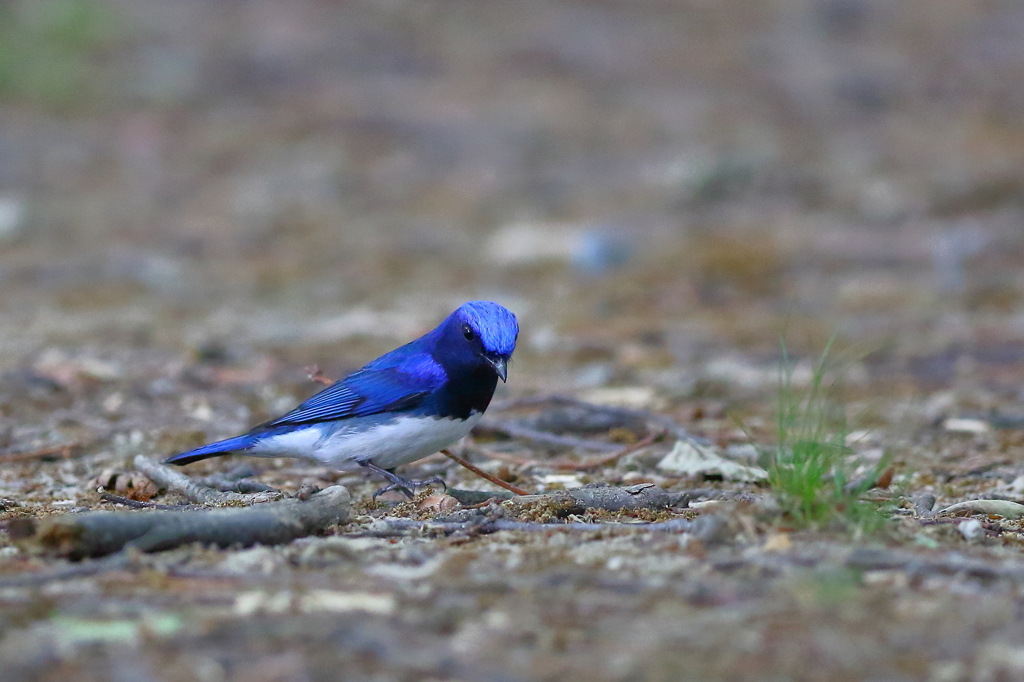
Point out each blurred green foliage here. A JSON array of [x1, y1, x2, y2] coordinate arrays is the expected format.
[[0, 0, 121, 108]]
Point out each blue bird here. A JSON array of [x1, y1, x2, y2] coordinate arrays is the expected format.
[[165, 301, 518, 498]]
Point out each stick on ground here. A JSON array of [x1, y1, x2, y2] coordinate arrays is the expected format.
[[99, 492, 198, 510], [370, 514, 723, 537], [0, 443, 81, 464], [134, 455, 282, 505], [440, 449, 530, 495], [27, 485, 351, 559], [508, 484, 686, 513]]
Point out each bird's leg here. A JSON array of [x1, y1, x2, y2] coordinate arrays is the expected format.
[[359, 461, 446, 499], [379, 466, 447, 495]]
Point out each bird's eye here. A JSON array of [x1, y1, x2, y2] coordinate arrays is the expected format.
[[462, 324, 476, 341]]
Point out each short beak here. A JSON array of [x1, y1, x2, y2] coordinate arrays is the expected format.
[[486, 356, 508, 382]]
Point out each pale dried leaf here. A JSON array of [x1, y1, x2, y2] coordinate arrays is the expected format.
[[938, 500, 1024, 519], [656, 440, 768, 482]]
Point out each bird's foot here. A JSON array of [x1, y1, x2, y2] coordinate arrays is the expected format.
[[360, 461, 446, 500]]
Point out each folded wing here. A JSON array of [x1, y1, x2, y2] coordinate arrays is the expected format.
[[259, 351, 446, 428]]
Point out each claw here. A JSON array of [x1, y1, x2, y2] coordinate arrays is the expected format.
[[372, 482, 415, 500], [360, 462, 446, 499]]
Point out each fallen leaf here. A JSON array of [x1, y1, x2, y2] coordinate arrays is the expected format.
[[937, 499, 1024, 519], [656, 440, 768, 482]]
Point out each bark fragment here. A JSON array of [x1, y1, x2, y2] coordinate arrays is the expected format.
[[27, 485, 351, 559]]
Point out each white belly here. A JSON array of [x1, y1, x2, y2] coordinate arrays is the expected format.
[[252, 412, 482, 470]]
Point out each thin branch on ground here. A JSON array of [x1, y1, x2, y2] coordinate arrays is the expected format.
[[446, 488, 512, 505], [446, 485, 753, 508], [27, 485, 351, 559], [0, 553, 133, 588], [99, 492, 199, 510], [843, 547, 1024, 580], [364, 514, 723, 537], [462, 497, 503, 509], [917, 517, 1006, 536], [193, 472, 278, 493], [0, 443, 82, 464], [667, 488, 759, 503], [134, 455, 283, 505], [447, 484, 690, 510], [440, 449, 530, 495], [508, 484, 687, 512]]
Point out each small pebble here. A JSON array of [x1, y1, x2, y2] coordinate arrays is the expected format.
[[912, 493, 936, 516], [943, 418, 988, 434], [417, 494, 459, 514], [958, 519, 984, 542], [763, 533, 791, 552], [0, 195, 26, 242], [296, 484, 321, 501]]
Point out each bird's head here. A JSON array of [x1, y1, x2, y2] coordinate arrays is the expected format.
[[438, 301, 518, 381]]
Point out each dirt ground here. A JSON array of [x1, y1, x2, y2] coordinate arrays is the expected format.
[[2, 1, 1024, 680]]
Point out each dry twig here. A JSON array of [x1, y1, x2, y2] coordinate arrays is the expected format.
[[24, 485, 351, 559], [440, 449, 530, 495], [368, 514, 721, 536], [134, 455, 282, 505], [0, 443, 81, 464], [193, 471, 278, 494], [447, 486, 749, 507], [447, 484, 687, 511], [99, 492, 198, 510], [0, 554, 133, 588], [508, 484, 686, 512]]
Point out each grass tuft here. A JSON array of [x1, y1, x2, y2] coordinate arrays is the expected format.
[[768, 336, 889, 531], [0, 0, 122, 108]]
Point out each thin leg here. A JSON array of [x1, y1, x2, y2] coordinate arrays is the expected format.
[[359, 461, 446, 499]]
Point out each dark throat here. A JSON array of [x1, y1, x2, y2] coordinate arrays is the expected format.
[[435, 365, 498, 420]]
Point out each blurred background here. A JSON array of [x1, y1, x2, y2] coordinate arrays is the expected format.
[[2, 0, 1024, 445]]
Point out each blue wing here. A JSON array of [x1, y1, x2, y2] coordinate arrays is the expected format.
[[257, 349, 446, 429]]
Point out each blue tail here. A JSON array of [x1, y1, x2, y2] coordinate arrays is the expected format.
[[164, 434, 259, 466]]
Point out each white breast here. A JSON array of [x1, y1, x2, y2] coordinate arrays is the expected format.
[[252, 412, 483, 470]]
